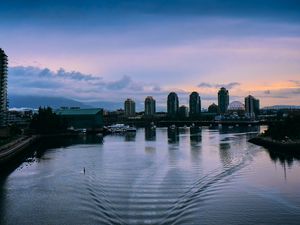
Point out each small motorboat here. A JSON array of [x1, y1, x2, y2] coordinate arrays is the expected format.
[[107, 124, 136, 133], [170, 124, 176, 129]]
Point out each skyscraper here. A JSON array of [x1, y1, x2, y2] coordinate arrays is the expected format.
[[189, 91, 201, 118], [245, 95, 260, 118], [144, 96, 156, 116], [218, 87, 229, 114], [124, 98, 136, 117], [167, 92, 179, 118], [0, 48, 8, 127]]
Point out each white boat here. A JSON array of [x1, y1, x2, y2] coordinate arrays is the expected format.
[[107, 124, 136, 133], [170, 124, 176, 129], [126, 126, 137, 132]]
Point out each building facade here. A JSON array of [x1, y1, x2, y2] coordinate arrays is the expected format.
[[227, 101, 245, 116], [56, 108, 104, 129], [245, 95, 260, 118], [144, 96, 156, 116], [0, 48, 8, 127], [189, 91, 201, 118], [208, 103, 218, 114], [178, 105, 189, 118], [124, 98, 136, 117], [167, 92, 179, 118], [218, 87, 229, 114]]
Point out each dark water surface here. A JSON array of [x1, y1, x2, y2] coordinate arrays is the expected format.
[[1, 126, 300, 225]]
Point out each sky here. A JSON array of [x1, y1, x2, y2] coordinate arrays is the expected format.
[[1, 0, 300, 109]]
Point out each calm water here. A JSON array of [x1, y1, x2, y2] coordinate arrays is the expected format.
[[1, 126, 300, 225]]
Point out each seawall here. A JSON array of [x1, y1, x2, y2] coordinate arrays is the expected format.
[[0, 136, 39, 166]]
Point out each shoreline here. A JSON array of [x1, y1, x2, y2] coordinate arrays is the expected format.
[[0, 135, 39, 166], [248, 136, 300, 151], [0, 132, 86, 167]]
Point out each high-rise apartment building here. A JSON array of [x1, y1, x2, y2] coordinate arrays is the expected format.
[[144, 96, 156, 116], [218, 87, 229, 114], [167, 92, 179, 118], [124, 98, 136, 117], [189, 91, 201, 118], [0, 48, 8, 127], [245, 95, 260, 118]]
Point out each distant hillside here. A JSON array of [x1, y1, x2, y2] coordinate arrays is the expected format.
[[86, 101, 124, 111], [262, 105, 300, 110], [8, 95, 166, 111], [9, 95, 92, 109], [8, 95, 128, 111]]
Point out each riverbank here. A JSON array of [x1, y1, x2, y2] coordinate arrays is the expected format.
[[0, 131, 91, 167], [0, 135, 39, 166], [249, 135, 300, 151]]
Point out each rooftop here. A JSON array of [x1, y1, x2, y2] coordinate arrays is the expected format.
[[55, 108, 102, 116]]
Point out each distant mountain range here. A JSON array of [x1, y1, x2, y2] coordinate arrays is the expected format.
[[11, 95, 298, 112], [9, 95, 124, 111], [262, 105, 300, 110], [9, 95, 91, 109]]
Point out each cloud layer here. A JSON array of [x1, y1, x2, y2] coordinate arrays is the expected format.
[[8, 66, 162, 101], [198, 82, 240, 90], [2, 1, 300, 108], [8, 66, 300, 110]]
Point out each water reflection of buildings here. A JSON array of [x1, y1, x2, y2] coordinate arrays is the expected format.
[[190, 127, 202, 143], [219, 141, 233, 167], [168, 127, 179, 143], [145, 127, 156, 141], [218, 125, 260, 134], [189, 127, 202, 164], [125, 132, 136, 142]]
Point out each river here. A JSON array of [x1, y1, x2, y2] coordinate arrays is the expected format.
[[1, 126, 300, 225]]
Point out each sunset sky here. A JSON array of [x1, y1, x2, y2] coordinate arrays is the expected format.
[[1, 0, 300, 109]]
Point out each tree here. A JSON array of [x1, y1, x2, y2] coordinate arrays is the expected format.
[[265, 113, 300, 140], [30, 107, 67, 134]]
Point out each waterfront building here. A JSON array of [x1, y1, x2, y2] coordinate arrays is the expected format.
[[144, 96, 156, 116], [7, 109, 33, 127], [218, 87, 229, 114], [208, 103, 218, 114], [178, 105, 189, 118], [245, 95, 260, 118], [189, 91, 201, 118], [228, 101, 245, 116], [124, 98, 136, 117], [0, 48, 8, 127], [56, 108, 103, 129], [167, 92, 179, 118]]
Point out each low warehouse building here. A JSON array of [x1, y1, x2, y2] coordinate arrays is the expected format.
[[56, 108, 103, 130]]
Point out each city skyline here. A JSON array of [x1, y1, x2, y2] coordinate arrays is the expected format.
[[1, 1, 300, 108]]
